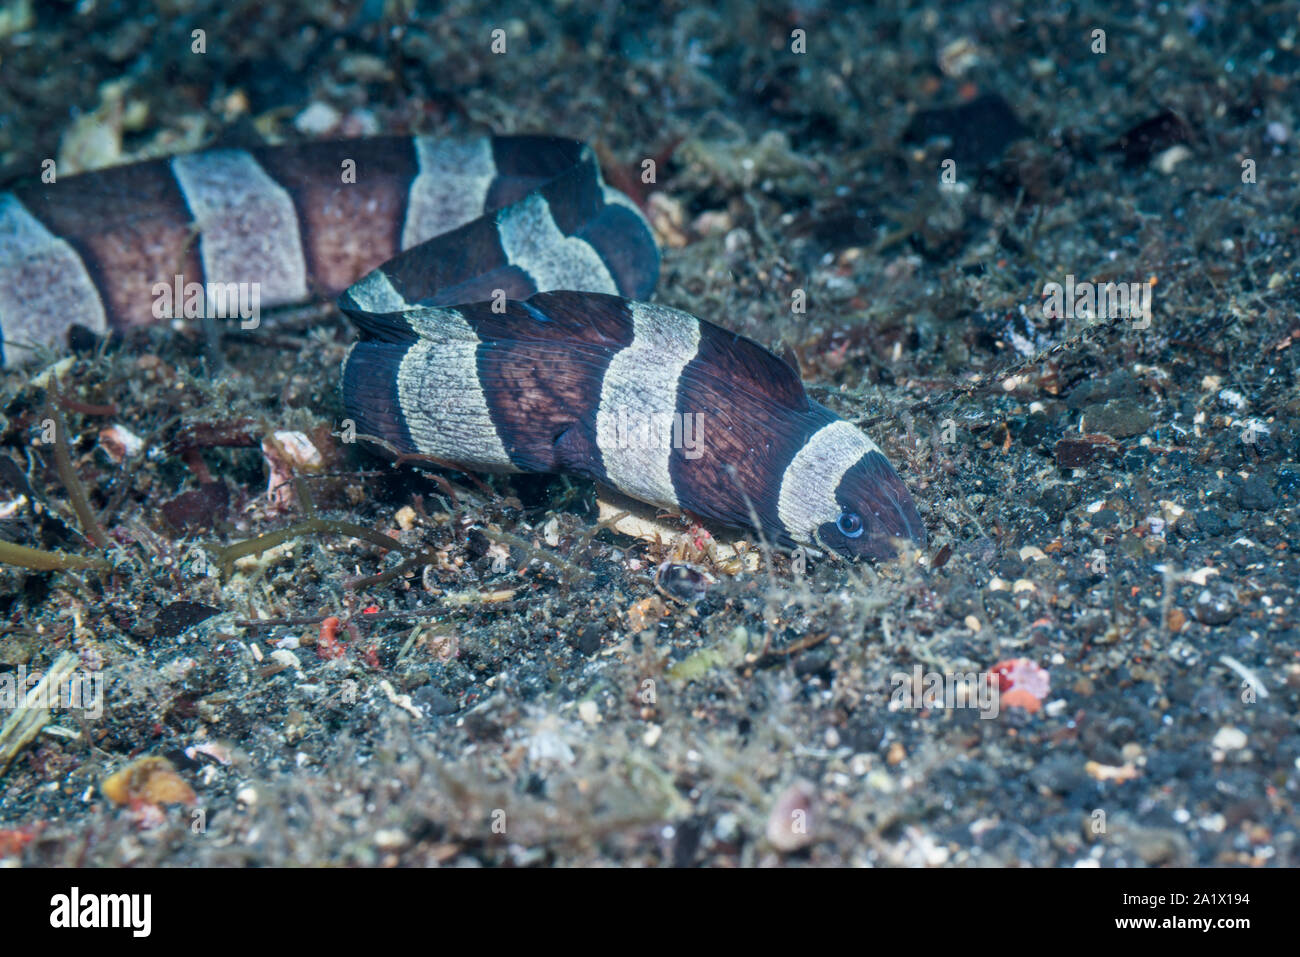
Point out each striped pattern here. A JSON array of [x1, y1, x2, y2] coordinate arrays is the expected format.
[[343, 292, 926, 560], [0, 132, 924, 559], [0, 135, 655, 363], [170, 150, 309, 309], [343, 270, 408, 315], [395, 310, 516, 471], [0, 194, 107, 367], [777, 421, 881, 544], [401, 137, 496, 250], [498, 193, 619, 295], [594, 303, 700, 509]]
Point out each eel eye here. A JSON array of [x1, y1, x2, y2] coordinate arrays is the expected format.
[[836, 510, 864, 539]]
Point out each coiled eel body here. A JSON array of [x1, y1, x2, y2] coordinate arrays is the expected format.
[[0, 134, 924, 559]]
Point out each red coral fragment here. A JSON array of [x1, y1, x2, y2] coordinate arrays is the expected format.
[[317, 616, 346, 660], [991, 658, 1050, 713], [0, 827, 35, 858]]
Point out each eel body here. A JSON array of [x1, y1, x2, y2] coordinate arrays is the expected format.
[[0, 134, 924, 559]]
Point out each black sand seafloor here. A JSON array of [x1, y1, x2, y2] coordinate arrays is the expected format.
[[0, 0, 1297, 868]]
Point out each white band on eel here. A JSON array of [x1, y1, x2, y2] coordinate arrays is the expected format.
[[776, 420, 881, 543]]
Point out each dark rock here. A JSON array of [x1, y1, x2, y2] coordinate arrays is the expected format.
[[671, 817, 704, 867], [1109, 110, 1193, 168], [1065, 369, 1140, 409], [1194, 589, 1236, 626], [152, 601, 221, 640], [160, 482, 230, 532], [1009, 414, 1049, 446], [1036, 483, 1078, 521], [66, 323, 103, 355], [1055, 434, 1118, 468], [572, 624, 603, 656], [465, 528, 492, 559], [1092, 508, 1120, 529], [1081, 399, 1153, 438], [902, 93, 1028, 167], [411, 685, 460, 716], [1195, 508, 1226, 536], [794, 647, 833, 676], [1238, 473, 1277, 510]]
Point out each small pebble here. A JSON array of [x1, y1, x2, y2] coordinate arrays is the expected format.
[[294, 101, 341, 136], [1212, 726, 1247, 751], [766, 781, 815, 853]]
